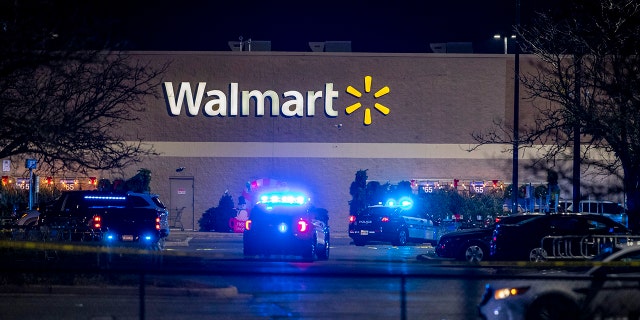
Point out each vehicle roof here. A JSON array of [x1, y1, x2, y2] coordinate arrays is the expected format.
[[61, 190, 158, 197], [510, 213, 628, 229], [496, 214, 543, 224]]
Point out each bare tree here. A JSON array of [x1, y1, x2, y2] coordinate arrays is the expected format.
[[472, 0, 640, 231], [0, 1, 164, 175]]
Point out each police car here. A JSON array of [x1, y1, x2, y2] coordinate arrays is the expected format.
[[348, 199, 438, 246], [243, 191, 330, 261]]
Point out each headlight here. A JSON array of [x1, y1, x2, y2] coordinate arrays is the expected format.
[[493, 286, 530, 300]]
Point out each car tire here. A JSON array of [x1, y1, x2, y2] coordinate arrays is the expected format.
[[154, 238, 166, 251], [392, 229, 408, 246], [529, 247, 548, 262], [461, 243, 487, 263], [316, 235, 330, 260], [526, 295, 578, 320], [302, 238, 317, 261]]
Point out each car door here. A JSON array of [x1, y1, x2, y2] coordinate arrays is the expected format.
[[403, 215, 429, 241], [400, 209, 435, 242]]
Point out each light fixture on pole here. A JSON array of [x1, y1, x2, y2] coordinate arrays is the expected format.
[[493, 34, 516, 54]]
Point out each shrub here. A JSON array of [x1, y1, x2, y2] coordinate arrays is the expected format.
[[198, 192, 236, 232]]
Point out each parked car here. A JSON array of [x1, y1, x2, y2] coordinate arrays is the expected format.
[[16, 210, 40, 227], [435, 214, 541, 263], [567, 200, 627, 226], [243, 191, 330, 261], [348, 202, 438, 246], [490, 213, 632, 261], [38, 191, 170, 249], [479, 245, 640, 320]]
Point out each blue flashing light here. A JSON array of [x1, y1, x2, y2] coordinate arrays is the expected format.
[[105, 232, 116, 242], [259, 192, 308, 206], [143, 234, 153, 242], [84, 195, 126, 201], [385, 198, 414, 209], [398, 197, 414, 209]]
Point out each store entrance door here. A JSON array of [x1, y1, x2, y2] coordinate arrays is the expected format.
[[169, 177, 195, 230]]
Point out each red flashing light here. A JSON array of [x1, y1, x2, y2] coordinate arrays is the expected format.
[[92, 215, 102, 229], [349, 215, 356, 223], [381, 217, 390, 222], [1, 176, 7, 186], [298, 220, 309, 232], [245, 220, 252, 231]]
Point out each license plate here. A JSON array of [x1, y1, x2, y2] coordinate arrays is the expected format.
[[360, 230, 369, 236], [122, 235, 134, 241]]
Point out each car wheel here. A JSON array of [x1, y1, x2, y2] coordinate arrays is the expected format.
[[302, 238, 317, 261], [462, 243, 486, 264], [526, 295, 578, 320], [316, 235, 330, 260], [392, 229, 408, 246], [529, 247, 548, 262], [154, 238, 166, 251], [146, 240, 165, 265]]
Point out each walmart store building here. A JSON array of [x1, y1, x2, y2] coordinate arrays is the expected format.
[[104, 50, 566, 232]]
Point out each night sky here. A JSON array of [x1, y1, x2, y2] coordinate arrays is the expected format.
[[98, 0, 557, 53]]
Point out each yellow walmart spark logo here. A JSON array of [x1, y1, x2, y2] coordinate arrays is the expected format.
[[345, 75, 390, 125]]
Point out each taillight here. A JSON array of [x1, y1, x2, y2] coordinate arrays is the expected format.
[[298, 220, 309, 232], [92, 215, 102, 229], [349, 215, 356, 223], [381, 216, 390, 222], [155, 217, 161, 230], [245, 220, 252, 230]]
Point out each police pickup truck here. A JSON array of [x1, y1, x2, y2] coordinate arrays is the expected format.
[[348, 200, 438, 246], [37, 191, 170, 250]]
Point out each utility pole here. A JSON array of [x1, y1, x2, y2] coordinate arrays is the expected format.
[[512, 0, 521, 214], [573, 55, 582, 209]]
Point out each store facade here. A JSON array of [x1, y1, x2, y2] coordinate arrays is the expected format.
[[128, 51, 543, 232], [5, 51, 613, 231]]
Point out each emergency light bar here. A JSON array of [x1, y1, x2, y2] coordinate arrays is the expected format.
[[259, 193, 308, 205], [385, 197, 413, 209], [84, 195, 126, 201]]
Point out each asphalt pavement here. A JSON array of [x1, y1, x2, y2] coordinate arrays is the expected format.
[[165, 228, 352, 245], [165, 229, 242, 241]]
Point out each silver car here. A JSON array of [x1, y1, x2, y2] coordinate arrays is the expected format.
[[478, 245, 640, 320]]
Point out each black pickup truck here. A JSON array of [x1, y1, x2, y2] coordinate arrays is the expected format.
[[37, 190, 170, 249]]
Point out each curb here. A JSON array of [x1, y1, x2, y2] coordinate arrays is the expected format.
[[0, 284, 240, 297]]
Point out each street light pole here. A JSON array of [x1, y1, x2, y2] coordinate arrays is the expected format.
[[494, 34, 516, 54], [512, 0, 521, 214]]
